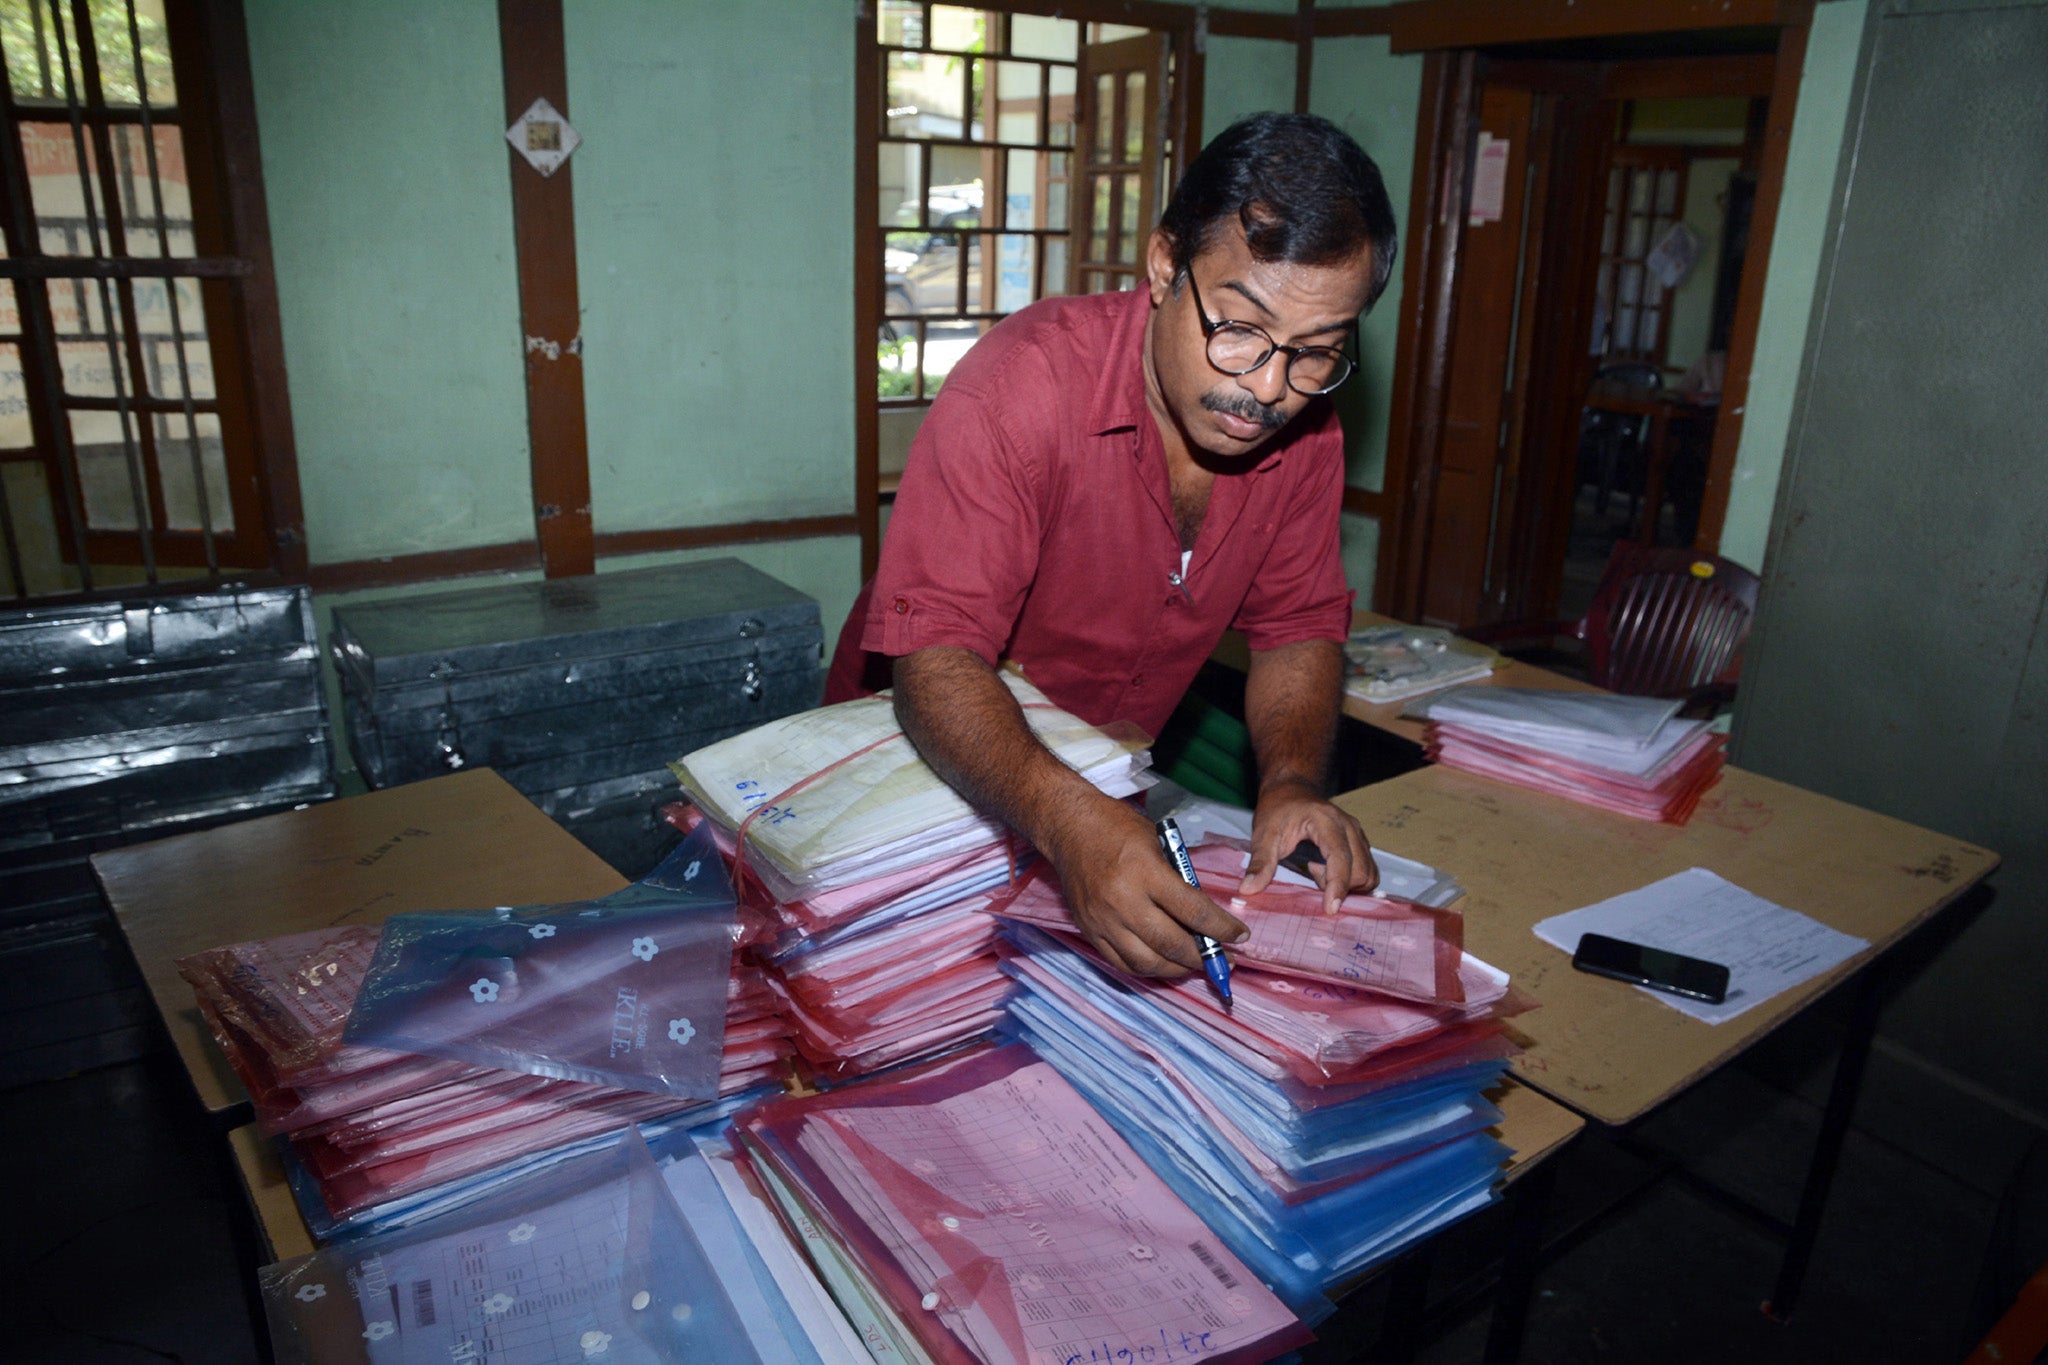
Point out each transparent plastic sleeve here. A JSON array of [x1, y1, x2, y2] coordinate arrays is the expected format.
[[260, 1125, 762, 1365], [344, 825, 736, 1099]]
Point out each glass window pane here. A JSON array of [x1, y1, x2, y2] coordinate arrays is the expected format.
[[929, 6, 984, 54], [0, 279, 15, 339], [878, 321, 919, 400], [878, 0, 922, 48], [927, 144, 983, 228], [24, 122, 109, 256], [1095, 24, 1147, 42], [1002, 149, 1037, 229], [0, 1, 87, 103], [1614, 306, 1637, 353], [1655, 169, 1680, 215], [880, 143, 923, 224], [1122, 73, 1146, 161], [1117, 173, 1140, 264], [1088, 177, 1109, 262], [1084, 269, 1112, 296], [51, 279, 132, 398], [86, 0, 176, 107], [1618, 264, 1640, 306], [141, 278, 212, 400], [1010, 15, 1078, 61], [0, 341, 28, 447], [1045, 152, 1068, 229], [1628, 171, 1651, 213], [1, 461, 66, 595], [74, 407, 145, 530], [157, 410, 230, 532], [886, 52, 965, 139], [993, 61, 1040, 144], [994, 233, 1035, 312], [1624, 215, 1649, 258], [1042, 237, 1069, 297], [1600, 207, 1617, 256], [111, 124, 190, 256], [1092, 74, 1115, 161]]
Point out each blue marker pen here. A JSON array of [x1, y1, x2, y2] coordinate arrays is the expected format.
[[1156, 817, 1232, 1005]]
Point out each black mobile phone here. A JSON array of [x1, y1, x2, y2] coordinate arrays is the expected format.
[[1571, 932, 1731, 1004]]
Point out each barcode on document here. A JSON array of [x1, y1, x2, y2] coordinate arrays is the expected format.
[[411, 1278, 436, 1326], [1188, 1241, 1240, 1290]]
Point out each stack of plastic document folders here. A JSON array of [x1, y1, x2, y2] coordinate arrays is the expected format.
[[991, 838, 1529, 1322], [672, 674, 1153, 1082], [1343, 624, 1502, 704], [732, 1041, 1316, 1365], [178, 824, 793, 1238], [1412, 685, 1726, 822]]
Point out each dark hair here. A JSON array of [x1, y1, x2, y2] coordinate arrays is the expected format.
[[1158, 112, 1398, 310]]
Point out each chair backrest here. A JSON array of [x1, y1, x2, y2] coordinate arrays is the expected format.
[[1581, 543, 1761, 697]]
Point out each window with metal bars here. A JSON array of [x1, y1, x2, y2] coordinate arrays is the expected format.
[[0, 0, 293, 601], [870, 3, 1179, 501]]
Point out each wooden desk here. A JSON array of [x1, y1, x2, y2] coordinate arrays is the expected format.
[[92, 768, 626, 1118], [1333, 764, 1998, 1126]]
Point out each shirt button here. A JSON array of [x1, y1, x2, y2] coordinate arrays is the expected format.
[[1132, 675, 1145, 687], [892, 597, 909, 615]]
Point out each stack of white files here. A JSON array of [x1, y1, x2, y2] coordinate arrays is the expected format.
[[1410, 686, 1725, 822], [990, 857, 1526, 1320], [671, 678, 1154, 1083], [733, 1042, 1315, 1364], [673, 673, 1152, 902]]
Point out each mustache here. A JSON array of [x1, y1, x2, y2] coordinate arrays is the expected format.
[[1201, 389, 1288, 431]]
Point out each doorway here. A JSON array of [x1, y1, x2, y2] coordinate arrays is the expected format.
[[1380, 35, 1794, 631]]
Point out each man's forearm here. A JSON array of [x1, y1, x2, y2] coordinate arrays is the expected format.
[[1243, 637, 1343, 795], [890, 647, 1119, 863]]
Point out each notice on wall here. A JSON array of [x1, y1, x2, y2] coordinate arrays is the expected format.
[[1469, 133, 1509, 225]]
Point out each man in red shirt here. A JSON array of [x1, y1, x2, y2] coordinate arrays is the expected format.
[[826, 114, 1398, 980]]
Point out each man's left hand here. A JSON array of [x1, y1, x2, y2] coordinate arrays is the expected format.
[[1240, 778, 1377, 912]]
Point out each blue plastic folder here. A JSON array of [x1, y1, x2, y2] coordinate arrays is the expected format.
[[260, 1125, 761, 1365], [345, 825, 736, 1098], [998, 923, 1511, 1319]]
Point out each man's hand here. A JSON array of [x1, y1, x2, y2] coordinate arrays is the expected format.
[[1240, 776, 1377, 913], [1047, 798, 1249, 978], [891, 648, 1245, 979]]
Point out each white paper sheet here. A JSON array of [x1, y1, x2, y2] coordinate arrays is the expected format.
[[1532, 868, 1869, 1024]]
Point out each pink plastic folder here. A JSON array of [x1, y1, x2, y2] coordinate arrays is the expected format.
[[737, 1042, 1313, 1365], [990, 852, 1466, 1003]]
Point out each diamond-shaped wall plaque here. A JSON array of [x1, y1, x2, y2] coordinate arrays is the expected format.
[[506, 96, 580, 177]]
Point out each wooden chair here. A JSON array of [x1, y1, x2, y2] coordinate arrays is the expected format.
[[1470, 543, 1762, 708]]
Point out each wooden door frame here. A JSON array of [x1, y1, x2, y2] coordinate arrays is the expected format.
[[1372, 6, 1814, 618]]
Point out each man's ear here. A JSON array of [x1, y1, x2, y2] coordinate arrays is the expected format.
[[1145, 229, 1178, 305]]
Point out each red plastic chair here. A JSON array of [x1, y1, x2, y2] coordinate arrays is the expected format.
[[1470, 543, 1761, 706]]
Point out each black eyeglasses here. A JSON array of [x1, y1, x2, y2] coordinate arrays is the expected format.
[[1184, 270, 1357, 396]]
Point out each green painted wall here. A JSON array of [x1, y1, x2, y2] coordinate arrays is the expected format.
[[565, 0, 855, 532], [1312, 35, 1424, 608], [1716, 0, 1870, 570], [1311, 33, 1423, 502], [245, 0, 533, 564], [1202, 35, 1298, 135]]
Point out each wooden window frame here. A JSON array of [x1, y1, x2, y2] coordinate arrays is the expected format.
[[0, 0, 303, 602]]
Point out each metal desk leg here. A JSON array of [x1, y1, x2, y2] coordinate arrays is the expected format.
[[1485, 1160, 1558, 1365], [1377, 1243, 1436, 1364], [1765, 965, 1886, 1321]]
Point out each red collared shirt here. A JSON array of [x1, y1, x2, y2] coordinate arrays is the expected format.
[[834, 287, 1352, 739]]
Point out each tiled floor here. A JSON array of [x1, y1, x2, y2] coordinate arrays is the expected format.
[[1, 1011, 2027, 1365]]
